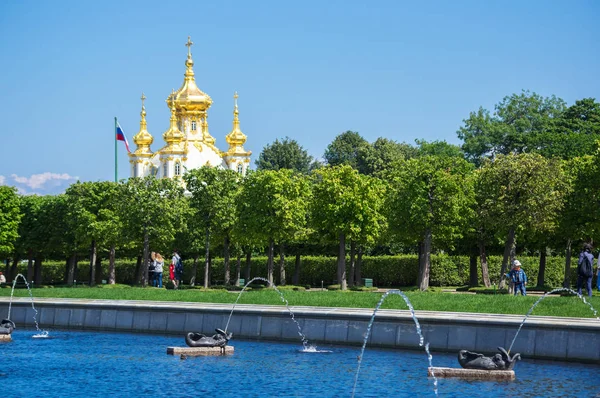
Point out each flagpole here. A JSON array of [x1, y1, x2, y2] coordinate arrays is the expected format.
[[114, 117, 118, 183]]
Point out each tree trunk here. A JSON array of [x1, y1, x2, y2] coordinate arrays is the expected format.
[[190, 254, 199, 287], [204, 226, 210, 289], [499, 228, 516, 289], [224, 235, 231, 285], [34, 255, 42, 285], [355, 246, 363, 285], [89, 239, 97, 287], [10, 256, 19, 282], [95, 255, 103, 285], [141, 228, 149, 287], [208, 254, 213, 285], [338, 232, 347, 290], [245, 251, 251, 282], [235, 253, 241, 287], [469, 246, 478, 287], [4, 259, 9, 278], [537, 247, 547, 289], [348, 240, 356, 288], [418, 228, 432, 291], [267, 239, 274, 285], [563, 239, 572, 288], [478, 241, 491, 287], [134, 255, 142, 285], [27, 249, 34, 282], [279, 243, 286, 286], [108, 245, 116, 284], [292, 252, 301, 286], [66, 253, 76, 285]]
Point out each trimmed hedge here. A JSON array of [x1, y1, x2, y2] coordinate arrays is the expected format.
[[8, 254, 586, 289]]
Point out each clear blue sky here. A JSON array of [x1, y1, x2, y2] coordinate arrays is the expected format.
[[1, 0, 598, 194]]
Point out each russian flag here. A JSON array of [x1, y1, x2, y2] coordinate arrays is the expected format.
[[116, 122, 131, 153]]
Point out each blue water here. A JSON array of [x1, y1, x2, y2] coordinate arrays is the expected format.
[[2, 329, 599, 397]]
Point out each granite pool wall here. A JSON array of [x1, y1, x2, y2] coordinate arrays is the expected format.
[[1, 298, 598, 363]]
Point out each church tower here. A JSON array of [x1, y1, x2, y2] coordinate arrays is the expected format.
[[223, 92, 252, 174], [128, 36, 252, 179], [129, 93, 154, 177]]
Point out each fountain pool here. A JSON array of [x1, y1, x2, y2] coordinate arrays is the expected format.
[[2, 329, 598, 397]]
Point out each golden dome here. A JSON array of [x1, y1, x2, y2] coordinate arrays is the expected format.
[[160, 93, 185, 154], [167, 36, 212, 112], [132, 93, 153, 156], [225, 92, 251, 156]]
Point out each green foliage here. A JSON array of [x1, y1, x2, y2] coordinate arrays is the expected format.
[[457, 92, 600, 165], [255, 137, 314, 174], [386, 156, 475, 249], [356, 137, 416, 176], [0, 186, 21, 258], [311, 165, 385, 244], [323, 131, 369, 168], [415, 139, 465, 159], [184, 166, 241, 239], [476, 153, 566, 237], [237, 169, 310, 245], [120, 176, 186, 254]]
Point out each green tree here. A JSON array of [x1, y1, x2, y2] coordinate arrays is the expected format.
[[237, 169, 310, 285], [323, 131, 369, 168], [310, 165, 385, 290], [356, 137, 417, 176], [415, 139, 464, 159], [65, 181, 122, 286], [256, 137, 314, 174], [386, 156, 475, 290], [120, 176, 186, 287], [476, 153, 566, 288], [457, 91, 566, 165], [0, 186, 22, 261], [184, 166, 241, 287], [554, 155, 600, 288]]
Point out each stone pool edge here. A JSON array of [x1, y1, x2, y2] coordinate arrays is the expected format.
[[1, 297, 598, 363]]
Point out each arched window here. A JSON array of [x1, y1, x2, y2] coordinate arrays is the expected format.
[[237, 163, 243, 174], [175, 162, 181, 176], [163, 162, 168, 178], [191, 121, 197, 131]]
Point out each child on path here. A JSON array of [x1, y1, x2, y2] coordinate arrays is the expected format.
[[510, 260, 527, 296]]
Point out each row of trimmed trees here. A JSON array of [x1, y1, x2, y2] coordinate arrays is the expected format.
[[1, 92, 599, 290], [0, 151, 597, 290]]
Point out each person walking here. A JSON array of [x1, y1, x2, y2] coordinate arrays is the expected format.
[[510, 260, 527, 296], [153, 253, 164, 288], [172, 250, 183, 289], [169, 261, 175, 288], [577, 243, 594, 297], [148, 253, 156, 286], [597, 255, 600, 292]]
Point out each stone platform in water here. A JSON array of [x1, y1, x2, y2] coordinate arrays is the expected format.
[[0, 334, 11, 342], [167, 346, 234, 356], [428, 367, 515, 380]]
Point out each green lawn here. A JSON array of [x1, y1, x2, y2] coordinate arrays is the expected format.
[[1, 285, 599, 318]]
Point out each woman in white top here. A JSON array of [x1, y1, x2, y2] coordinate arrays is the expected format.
[[153, 253, 165, 288]]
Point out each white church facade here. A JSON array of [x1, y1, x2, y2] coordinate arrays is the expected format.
[[129, 37, 251, 179]]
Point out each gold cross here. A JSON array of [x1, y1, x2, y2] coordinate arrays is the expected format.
[[185, 36, 193, 57], [234, 91, 238, 107], [141, 92, 146, 107]]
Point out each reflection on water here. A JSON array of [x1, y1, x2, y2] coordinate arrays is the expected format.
[[2, 329, 598, 397]]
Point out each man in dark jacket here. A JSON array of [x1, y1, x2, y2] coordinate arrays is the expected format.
[[577, 243, 594, 297]]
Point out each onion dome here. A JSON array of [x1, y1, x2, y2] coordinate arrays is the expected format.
[[225, 92, 251, 156], [161, 92, 185, 153], [132, 93, 154, 156], [167, 36, 212, 112]]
